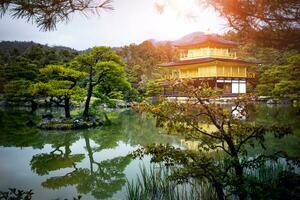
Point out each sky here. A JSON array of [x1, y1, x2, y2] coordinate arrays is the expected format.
[[0, 0, 228, 50]]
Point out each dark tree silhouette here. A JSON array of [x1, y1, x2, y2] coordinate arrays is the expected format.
[[0, 0, 113, 31], [203, 0, 300, 49]]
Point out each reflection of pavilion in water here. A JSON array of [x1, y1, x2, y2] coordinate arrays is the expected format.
[[180, 105, 247, 151], [181, 139, 201, 151]]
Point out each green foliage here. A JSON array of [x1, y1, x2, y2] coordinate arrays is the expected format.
[[126, 165, 207, 200], [0, 109, 42, 148], [74, 46, 132, 117], [32, 79, 85, 100], [144, 79, 163, 97], [133, 80, 294, 200], [4, 80, 34, 102], [0, 57, 38, 100], [30, 130, 132, 199], [1, 57, 38, 81], [257, 54, 300, 99], [31, 64, 86, 117], [0, 1, 113, 31], [209, 0, 300, 49], [31, 153, 85, 176], [75, 46, 125, 69], [117, 41, 178, 93], [40, 64, 87, 79], [93, 60, 132, 101], [0, 41, 79, 109], [33, 65, 87, 101], [0, 188, 34, 200]]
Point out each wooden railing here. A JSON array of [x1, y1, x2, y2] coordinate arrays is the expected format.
[[247, 72, 256, 78]]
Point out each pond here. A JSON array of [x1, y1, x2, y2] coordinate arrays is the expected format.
[[0, 104, 299, 200]]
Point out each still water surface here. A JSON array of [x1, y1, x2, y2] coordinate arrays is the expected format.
[[0, 104, 299, 199]]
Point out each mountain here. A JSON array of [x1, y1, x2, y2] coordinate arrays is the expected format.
[[145, 32, 206, 46], [145, 32, 237, 47], [0, 41, 78, 57]]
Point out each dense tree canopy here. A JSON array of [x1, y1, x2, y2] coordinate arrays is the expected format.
[[117, 41, 178, 94], [1, 57, 39, 110], [74, 46, 130, 117], [31, 65, 87, 118], [205, 0, 300, 49], [257, 54, 300, 99], [0, 42, 80, 112]]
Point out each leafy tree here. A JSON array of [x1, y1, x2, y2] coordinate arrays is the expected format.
[[117, 41, 178, 92], [31, 65, 87, 118], [1, 57, 39, 111], [73, 46, 128, 118], [257, 54, 300, 99], [133, 80, 292, 200], [144, 79, 164, 97], [0, 41, 78, 62], [23, 44, 78, 67], [0, 0, 113, 31], [204, 0, 300, 49], [4, 80, 38, 110], [93, 64, 133, 103], [1, 57, 38, 80]]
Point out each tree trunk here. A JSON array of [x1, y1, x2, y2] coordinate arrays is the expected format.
[[213, 181, 225, 200], [84, 133, 94, 174], [103, 112, 111, 125], [234, 162, 246, 200], [83, 83, 93, 118], [30, 100, 37, 113], [226, 136, 247, 200], [83, 66, 94, 118], [64, 96, 71, 118]]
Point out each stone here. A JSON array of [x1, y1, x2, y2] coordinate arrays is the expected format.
[[42, 113, 54, 119], [266, 99, 276, 104], [279, 99, 291, 104], [38, 115, 103, 130]]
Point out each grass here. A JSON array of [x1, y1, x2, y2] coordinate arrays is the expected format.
[[126, 164, 217, 200]]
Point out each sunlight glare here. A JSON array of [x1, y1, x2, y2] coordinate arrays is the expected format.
[[154, 0, 224, 37]]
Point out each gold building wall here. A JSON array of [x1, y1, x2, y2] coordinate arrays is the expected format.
[[170, 65, 249, 79], [180, 47, 237, 61]]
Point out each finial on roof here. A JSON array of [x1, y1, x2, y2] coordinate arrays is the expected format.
[[205, 28, 211, 35]]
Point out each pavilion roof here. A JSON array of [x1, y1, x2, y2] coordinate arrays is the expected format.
[[159, 57, 254, 67], [174, 33, 239, 48]]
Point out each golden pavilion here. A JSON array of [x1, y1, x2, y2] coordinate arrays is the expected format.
[[159, 33, 256, 96]]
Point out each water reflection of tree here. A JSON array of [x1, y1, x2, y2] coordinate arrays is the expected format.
[[31, 132, 83, 176], [2, 109, 182, 199], [73, 132, 132, 199], [30, 127, 132, 199], [0, 109, 43, 148]]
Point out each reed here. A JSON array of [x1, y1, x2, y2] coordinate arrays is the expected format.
[[126, 164, 217, 200]]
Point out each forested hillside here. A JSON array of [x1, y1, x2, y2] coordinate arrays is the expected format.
[[0, 41, 79, 94]]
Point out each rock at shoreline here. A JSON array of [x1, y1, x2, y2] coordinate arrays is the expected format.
[[266, 99, 276, 104], [42, 113, 54, 120], [38, 116, 103, 130]]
